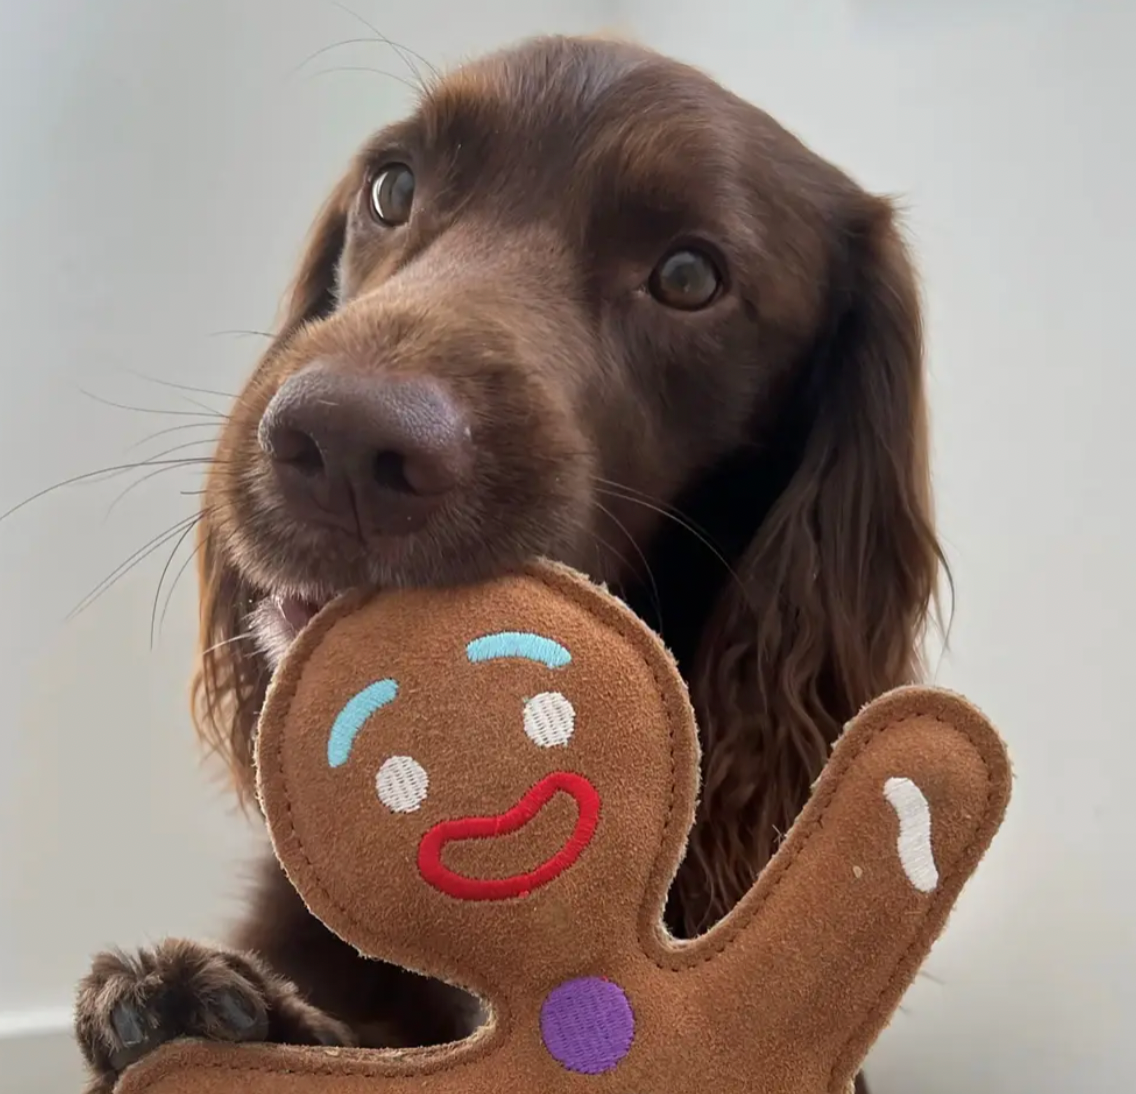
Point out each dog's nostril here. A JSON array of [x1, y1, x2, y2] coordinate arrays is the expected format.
[[372, 450, 414, 494], [272, 428, 325, 477], [259, 364, 471, 537]]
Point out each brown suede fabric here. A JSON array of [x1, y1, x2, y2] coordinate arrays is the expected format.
[[116, 561, 1012, 1094]]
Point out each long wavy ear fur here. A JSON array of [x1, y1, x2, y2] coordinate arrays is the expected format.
[[674, 196, 946, 935], [191, 179, 353, 803]]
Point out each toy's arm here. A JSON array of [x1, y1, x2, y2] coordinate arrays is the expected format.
[[700, 687, 1011, 1090]]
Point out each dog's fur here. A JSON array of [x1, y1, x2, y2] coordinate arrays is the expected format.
[[75, 35, 941, 1094]]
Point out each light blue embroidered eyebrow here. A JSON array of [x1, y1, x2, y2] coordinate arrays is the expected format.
[[465, 631, 571, 669], [327, 678, 398, 768]]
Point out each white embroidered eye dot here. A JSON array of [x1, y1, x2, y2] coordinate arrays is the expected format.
[[524, 691, 576, 748], [376, 755, 429, 813]]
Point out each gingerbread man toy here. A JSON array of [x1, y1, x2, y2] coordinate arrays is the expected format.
[[116, 561, 1011, 1094]]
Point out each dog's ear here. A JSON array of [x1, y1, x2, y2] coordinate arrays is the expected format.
[[190, 173, 355, 803], [277, 174, 356, 330], [676, 195, 946, 935]]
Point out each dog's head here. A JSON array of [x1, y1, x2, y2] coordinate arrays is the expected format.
[[197, 35, 942, 934]]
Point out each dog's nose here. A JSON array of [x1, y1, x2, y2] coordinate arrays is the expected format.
[[258, 363, 472, 536]]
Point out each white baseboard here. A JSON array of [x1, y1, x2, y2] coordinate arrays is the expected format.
[[0, 1008, 86, 1094]]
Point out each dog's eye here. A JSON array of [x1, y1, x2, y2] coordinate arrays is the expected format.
[[369, 164, 415, 226], [648, 248, 722, 310]]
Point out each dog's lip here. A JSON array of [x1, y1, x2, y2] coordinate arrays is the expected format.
[[249, 591, 336, 670], [275, 594, 323, 633], [260, 593, 324, 641]]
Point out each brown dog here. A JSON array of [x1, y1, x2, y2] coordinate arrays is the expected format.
[[75, 34, 942, 1094]]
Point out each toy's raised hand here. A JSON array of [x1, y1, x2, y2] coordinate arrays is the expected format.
[[681, 686, 1011, 1092]]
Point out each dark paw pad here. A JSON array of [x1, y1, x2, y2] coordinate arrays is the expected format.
[[76, 942, 270, 1083]]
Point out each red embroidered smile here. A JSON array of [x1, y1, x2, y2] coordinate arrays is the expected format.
[[417, 772, 600, 901]]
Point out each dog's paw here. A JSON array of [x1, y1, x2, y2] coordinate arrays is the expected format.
[[74, 939, 352, 1090]]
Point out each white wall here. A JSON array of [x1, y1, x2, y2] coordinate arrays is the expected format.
[[0, 2, 610, 1090], [2, 1, 1133, 1092], [616, 1, 1135, 1091]]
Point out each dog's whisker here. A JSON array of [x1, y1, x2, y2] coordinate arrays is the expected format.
[[592, 474, 731, 549], [128, 421, 221, 451], [0, 458, 222, 527], [77, 388, 229, 421], [125, 437, 219, 467], [592, 475, 715, 532], [67, 511, 206, 622], [329, 2, 439, 82], [207, 328, 275, 341], [120, 368, 239, 404], [305, 65, 420, 94], [103, 446, 218, 522], [157, 539, 205, 639], [593, 499, 664, 632], [594, 482, 750, 606], [201, 632, 257, 658], [171, 392, 231, 418], [288, 37, 405, 81], [151, 519, 205, 648], [573, 521, 633, 590]]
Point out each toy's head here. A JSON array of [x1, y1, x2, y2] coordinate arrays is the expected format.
[[256, 562, 699, 1005], [118, 561, 1011, 1094]]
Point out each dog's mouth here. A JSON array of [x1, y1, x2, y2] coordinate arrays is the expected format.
[[249, 593, 333, 672]]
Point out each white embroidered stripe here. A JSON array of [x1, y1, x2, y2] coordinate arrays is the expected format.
[[882, 776, 939, 893]]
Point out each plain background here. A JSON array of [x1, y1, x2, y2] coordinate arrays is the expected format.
[[0, 1, 1132, 1091]]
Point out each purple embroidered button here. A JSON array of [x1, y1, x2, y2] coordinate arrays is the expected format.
[[540, 976, 634, 1074]]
